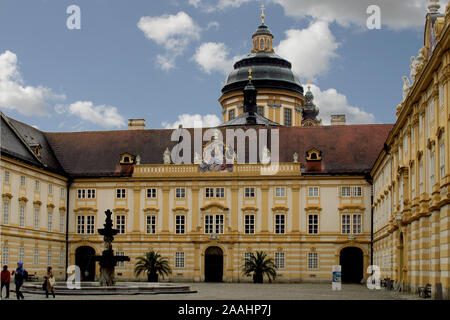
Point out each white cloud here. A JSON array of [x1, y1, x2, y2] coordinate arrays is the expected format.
[[193, 42, 246, 75], [137, 12, 201, 70], [308, 84, 375, 125], [188, 0, 251, 12], [67, 101, 126, 129], [206, 21, 220, 30], [0, 50, 65, 116], [275, 21, 338, 80], [162, 114, 221, 129]]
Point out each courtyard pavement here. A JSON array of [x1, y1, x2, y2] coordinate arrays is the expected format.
[[3, 282, 423, 300]]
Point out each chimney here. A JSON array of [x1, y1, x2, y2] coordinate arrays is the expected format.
[[128, 119, 146, 130], [330, 115, 346, 125]]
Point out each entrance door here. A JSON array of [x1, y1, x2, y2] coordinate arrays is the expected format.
[[339, 247, 364, 283], [75, 246, 96, 281], [205, 246, 223, 282]]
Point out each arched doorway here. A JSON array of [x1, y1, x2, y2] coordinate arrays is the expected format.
[[339, 247, 364, 283], [75, 246, 96, 281], [204, 246, 223, 282]]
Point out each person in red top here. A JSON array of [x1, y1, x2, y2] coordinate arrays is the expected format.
[[1, 265, 10, 299]]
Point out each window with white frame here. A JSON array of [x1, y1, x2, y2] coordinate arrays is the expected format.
[[3, 201, 9, 225], [47, 249, 52, 266], [215, 187, 225, 198], [20, 175, 26, 187], [60, 187, 65, 198], [4, 170, 10, 183], [308, 252, 318, 269], [341, 214, 351, 234], [19, 205, 25, 227], [60, 214, 65, 233], [175, 252, 185, 268], [175, 215, 185, 234], [440, 142, 445, 179], [275, 187, 286, 197], [34, 248, 39, 265], [308, 186, 319, 197], [228, 109, 235, 121], [352, 186, 362, 197], [205, 187, 214, 198], [59, 250, 64, 266], [419, 161, 424, 194], [439, 84, 444, 107], [116, 215, 126, 234], [48, 184, 53, 195], [430, 152, 435, 188], [87, 189, 96, 199], [275, 252, 285, 269], [204, 215, 213, 234], [146, 188, 157, 198], [34, 208, 39, 229], [308, 214, 319, 234], [19, 247, 24, 263], [399, 180, 404, 211], [116, 188, 126, 199], [429, 100, 434, 121], [275, 214, 285, 234], [47, 212, 52, 232], [86, 215, 95, 234], [146, 215, 156, 234], [215, 215, 224, 234], [411, 127, 415, 146], [204, 214, 224, 234], [404, 135, 408, 156], [419, 115, 423, 132], [77, 189, 85, 199], [35, 180, 40, 191], [245, 187, 255, 198], [244, 214, 255, 234], [116, 251, 125, 267], [341, 186, 351, 197], [411, 168, 416, 199], [352, 214, 362, 234], [176, 188, 186, 199], [76, 216, 85, 234], [2, 246, 8, 265], [284, 108, 292, 126], [342, 214, 362, 234], [244, 252, 252, 263]]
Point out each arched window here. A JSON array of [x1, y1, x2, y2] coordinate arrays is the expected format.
[[260, 38, 265, 50]]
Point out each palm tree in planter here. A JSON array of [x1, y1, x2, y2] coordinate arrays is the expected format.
[[134, 251, 172, 282], [243, 251, 277, 283]]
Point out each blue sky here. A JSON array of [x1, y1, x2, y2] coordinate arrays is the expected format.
[[0, 0, 448, 131]]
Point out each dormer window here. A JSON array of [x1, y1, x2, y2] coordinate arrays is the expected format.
[[30, 144, 42, 157], [306, 149, 322, 161], [120, 153, 135, 165]]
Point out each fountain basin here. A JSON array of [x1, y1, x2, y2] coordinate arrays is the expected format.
[[22, 281, 197, 295]]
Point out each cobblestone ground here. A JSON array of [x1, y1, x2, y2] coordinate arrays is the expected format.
[[4, 282, 423, 300]]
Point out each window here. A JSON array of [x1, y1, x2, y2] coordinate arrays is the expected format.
[[205, 215, 213, 234], [429, 100, 434, 121], [34, 248, 39, 266], [342, 214, 362, 234], [116, 215, 126, 234], [146, 188, 157, 198], [244, 214, 255, 234], [48, 184, 53, 195], [275, 252, 285, 269], [215, 215, 224, 234], [419, 161, 424, 194], [86, 215, 95, 234], [341, 186, 361, 197], [352, 186, 362, 197], [411, 127, 415, 146], [35, 180, 40, 191], [87, 189, 96, 199], [117, 252, 125, 267], [308, 252, 318, 269], [440, 142, 445, 179], [284, 108, 292, 126], [275, 187, 286, 198], [59, 250, 64, 266], [439, 84, 444, 107], [19, 205, 25, 227], [175, 252, 185, 268], [259, 38, 265, 50], [275, 214, 285, 234], [47, 249, 52, 266], [245, 187, 255, 198], [34, 208, 39, 229], [228, 109, 235, 121], [2, 246, 8, 265], [411, 168, 416, 199], [244, 252, 252, 263], [205, 188, 214, 198], [146, 215, 156, 234], [419, 115, 423, 133], [215, 187, 225, 198], [60, 214, 65, 233], [3, 201, 9, 225], [257, 106, 264, 116], [116, 189, 126, 199], [4, 170, 10, 183], [308, 186, 319, 197], [19, 247, 24, 263], [47, 212, 52, 232], [76, 216, 85, 234], [61, 188, 65, 198], [430, 152, 435, 187], [308, 214, 319, 234], [77, 189, 85, 199], [176, 188, 186, 199], [20, 176, 26, 187], [341, 186, 351, 197], [175, 215, 185, 234]]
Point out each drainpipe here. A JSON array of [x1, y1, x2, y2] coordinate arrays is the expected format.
[[65, 178, 73, 281], [365, 173, 374, 267]]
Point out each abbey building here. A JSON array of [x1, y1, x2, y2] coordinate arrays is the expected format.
[[1, 4, 449, 299]]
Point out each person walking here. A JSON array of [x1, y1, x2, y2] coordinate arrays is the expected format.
[[1, 265, 10, 299], [43, 266, 56, 298], [12, 262, 26, 300]]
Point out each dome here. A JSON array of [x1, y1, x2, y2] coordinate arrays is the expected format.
[[221, 52, 304, 95]]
